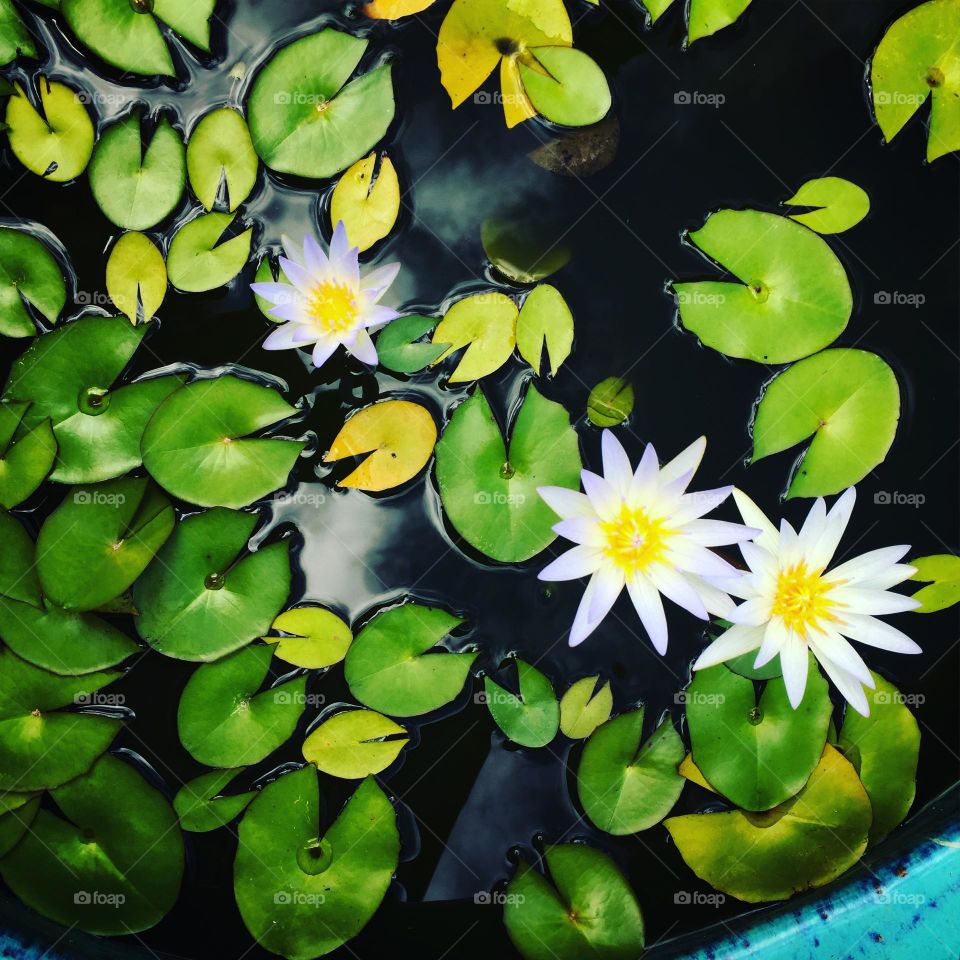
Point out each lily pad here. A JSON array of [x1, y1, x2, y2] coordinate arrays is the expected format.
[[234, 768, 399, 959], [688, 0, 754, 43], [5, 78, 94, 182], [559, 675, 612, 739], [665, 745, 871, 902], [0, 0, 37, 65], [187, 107, 258, 211], [431, 292, 518, 383], [586, 376, 634, 427], [838, 671, 920, 844], [577, 709, 684, 834], [166, 212, 252, 293], [330, 152, 400, 252], [141, 375, 306, 508], [265, 606, 353, 669], [88, 111, 186, 230], [686, 663, 832, 811], [481, 214, 572, 283], [0, 400, 55, 507], [675, 209, 852, 363], [435, 384, 581, 563], [247, 29, 395, 179], [784, 177, 870, 234], [504, 843, 645, 960], [0, 753, 184, 933], [364, 0, 434, 17], [376, 314, 446, 374], [0, 509, 40, 604], [174, 768, 256, 833], [871, 0, 960, 162], [323, 398, 437, 491], [0, 226, 66, 337], [344, 602, 476, 716], [106, 231, 167, 323], [484, 658, 559, 748], [134, 507, 291, 661], [908, 554, 960, 612], [519, 47, 611, 128], [751, 348, 900, 498], [302, 708, 408, 778], [516, 284, 573, 377], [0, 795, 39, 858], [177, 644, 306, 767]]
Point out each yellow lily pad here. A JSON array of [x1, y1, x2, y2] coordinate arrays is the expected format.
[[330, 152, 400, 252], [265, 607, 353, 669], [364, 0, 435, 17], [431, 292, 518, 382], [105, 232, 167, 324], [302, 709, 408, 779]]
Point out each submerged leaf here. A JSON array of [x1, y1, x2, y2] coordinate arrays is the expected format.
[[586, 376, 634, 427], [303, 708, 408, 778], [527, 114, 620, 178], [784, 177, 870, 234], [519, 47, 611, 127], [330, 152, 400, 252], [481, 215, 571, 283], [0, 400, 56, 507], [106, 232, 167, 323], [167, 212, 252, 293], [516, 284, 573, 377], [266, 606, 353, 669], [376, 314, 446, 374], [174, 768, 255, 833], [187, 107, 258, 211], [484, 658, 559, 748], [908, 554, 960, 612], [559, 675, 612, 739], [431, 292, 518, 382], [0, 226, 65, 337]]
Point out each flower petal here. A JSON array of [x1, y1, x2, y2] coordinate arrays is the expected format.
[[629, 443, 660, 501], [682, 519, 759, 547], [807, 486, 856, 571], [311, 336, 339, 369], [779, 630, 809, 709], [666, 538, 738, 579], [346, 327, 378, 366], [647, 565, 708, 619], [278, 256, 316, 295], [539, 544, 601, 581], [302, 233, 329, 275], [588, 566, 625, 623], [685, 573, 740, 619], [269, 301, 308, 324], [553, 516, 602, 546], [812, 648, 870, 716], [627, 573, 668, 654], [836, 613, 922, 655], [250, 281, 297, 305], [828, 586, 920, 616], [581, 470, 620, 521], [362, 305, 401, 330], [263, 323, 309, 350], [538, 486, 594, 520], [732, 488, 780, 553], [671, 486, 733, 525], [601, 430, 633, 498], [569, 576, 601, 647], [361, 261, 401, 302], [693, 622, 765, 670], [807, 630, 873, 686], [754, 617, 789, 667], [659, 436, 705, 486], [728, 596, 773, 626]]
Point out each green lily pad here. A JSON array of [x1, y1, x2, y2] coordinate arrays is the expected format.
[[908, 554, 960, 612], [516, 284, 573, 377], [0, 400, 55, 507], [88, 111, 185, 230], [5, 77, 94, 182], [174, 768, 256, 833], [665, 745, 871, 902], [0, 647, 122, 791], [302, 708, 408, 779], [0, 226, 65, 337], [0, 510, 40, 604], [187, 107, 258, 211], [61, 0, 215, 77], [234, 768, 399, 959], [686, 663, 832, 811], [577, 709, 684, 834], [435, 384, 581, 563], [586, 376, 634, 427], [674, 209, 852, 363], [784, 177, 870, 234], [871, 0, 960, 163], [3, 315, 185, 484], [559, 675, 612, 739], [481, 214, 572, 283], [519, 47, 611, 127], [166, 212, 252, 293], [178, 644, 306, 767], [35, 477, 174, 611], [377, 315, 447, 374], [247, 29, 395, 179], [134, 507, 291, 661], [484, 658, 559, 747], [0, 0, 37, 66], [504, 843, 645, 960], [105, 231, 167, 323], [751, 348, 900, 499], [431, 292, 518, 383], [344, 602, 476, 717], [0, 753, 184, 934], [838, 671, 920, 844], [265, 606, 353, 669], [725, 650, 782, 680], [688, 0, 754, 43], [253, 253, 289, 320], [141, 375, 306, 508], [0, 795, 39, 858]]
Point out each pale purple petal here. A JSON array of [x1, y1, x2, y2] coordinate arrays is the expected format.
[[552, 516, 601, 546], [263, 323, 310, 350], [250, 281, 298, 305], [569, 576, 600, 647], [629, 443, 660, 500], [659, 436, 705, 486], [278, 256, 316, 295], [538, 486, 594, 520], [728, 596, 773, 626], [647, 564, 708, 619], [627, 573, 668, 654], [362, 261, 401, 302], [601, 430, 633, 498], [268, 301, 307, 324], [347, 328, 378, 366], [539, 545, 601, 582], [666, 538, 738, 579], [581, 470, 620, 521], [302, 233, 328, 274], [671, 485, 733, 525], [362, 305, 401, 330], [732, 488, 780, 553], [311, 337, 339, 369], [588, 566, 625, 623]]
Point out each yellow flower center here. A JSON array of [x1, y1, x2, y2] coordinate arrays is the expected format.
[[770, 561, 843, 636], [600, 504, 673, 576], [305, 279, 359, 333]]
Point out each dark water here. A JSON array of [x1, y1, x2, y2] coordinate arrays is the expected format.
[[1, 0, 958, 956]]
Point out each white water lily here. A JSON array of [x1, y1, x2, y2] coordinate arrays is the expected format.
[[693, 487, 922, 716], [537, 431, 758, 651], [251, 221, 400, 369]]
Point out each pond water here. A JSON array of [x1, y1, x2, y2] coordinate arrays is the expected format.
[[1, 0, 958, 957]]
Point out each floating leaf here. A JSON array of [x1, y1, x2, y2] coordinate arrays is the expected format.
[[88, 111, 185, 230], [504, 843, 645, 960], [481, 214, 571, 283], [330, 152, 400, 252], [253, 254, 289, 320], [519, 47, 611, 127], [678, 752, 715, 792], [247, 29, 395, 179], [3, 315, 184, 484], [431, 292, 518, 383], [376, 314, 446, 374], [908, 554, 960, 612], [586, 376, 634, 427], [344, 602, 476, 716], [141, 376, 306, 508], [577, 709, 684, 834], [0, 753, 183, 933], [838, 671, 920, 844], [674, 209, 852, 363], [751, 348, 900, 498], [134, 508, 291, 661], [235, 768, 399, 959], [559, 675, 612, 739], [516, 284, 573, 377], [784, 177, 870, 234], [0, 795, 39, 858], [323, 398, 436, 492], [0, 400, 55, 507], [871, 0, 960, 162], [166, 212, 252, 293], [303, 708, 408, 778], [0, 510, 39, 604], [174, 768, 256, 833], [106, 232, 167, 323], [187, 107, 258, 211], [435, 384, 581, 562], [688, 0, 754, 43], [266, 606, 353, 669], [0, 226, 65, 336], [178, 644, 306, 767], [665, 745, 871, 902], [686, 663, 832, 811], [484, 658, 559, 748], [364, 0, 434, 18], [0, 0, 37, 65]]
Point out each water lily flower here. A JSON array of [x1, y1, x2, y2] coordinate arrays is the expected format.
[[693, 487, 922, 716], [537, 431, 758, 651], [251, 221, 400, 369]]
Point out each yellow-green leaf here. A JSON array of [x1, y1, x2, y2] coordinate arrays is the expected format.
[[105, 232, 166, 323], [330, 152, 400, 252], [559, 675, 612, 739], [186, 107, 258, 212], [431, 292, 518, 382], [516, 284, 573, 376], [909, 554, 960, 613], [265, 607, 353, 668], [302, 709, 408, 779], [784, 177, 870, 234]]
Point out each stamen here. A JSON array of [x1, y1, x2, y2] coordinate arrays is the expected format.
[[600, 504, 672, 575]]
